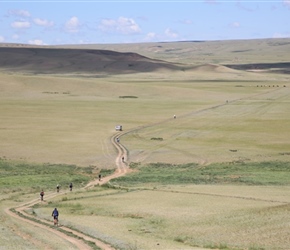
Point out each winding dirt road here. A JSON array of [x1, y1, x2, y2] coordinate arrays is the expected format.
[[5, 87, 284, 249], [5, 132, 129, 250], [85, 131, 131, 189]]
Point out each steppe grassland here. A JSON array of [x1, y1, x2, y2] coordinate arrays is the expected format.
[[1, 56, 290, 249], [35, 185, 290, 250], [122, 78, 290, 165], [0, 71, 215, 167], [0, 69, 279, 167], [0, 208, 77, 250]]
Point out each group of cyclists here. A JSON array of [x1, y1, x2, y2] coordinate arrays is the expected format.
[[40, 171, 108, 226], [40, 183, 73, 226], [40, 183, 73, 200]]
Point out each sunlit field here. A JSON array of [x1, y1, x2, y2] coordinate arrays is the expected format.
[[1, 69, 289, 167], [34, 180, 290, 250], [1, 39, 290, 249]]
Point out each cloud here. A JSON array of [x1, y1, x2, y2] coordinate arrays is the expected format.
[[34, 18, 54, 27], [230, 22, 240, 28], [146, 32, 157, 39], [99, 17, 141, 35], [28, 39, 46, 45], [11, 21, 30, 29], [144, 32, 157, 41], [164, 28, 178, 39], [272, 32, 290, 38], [0, 36, 4, 42], [180, 19, 193, 25], [64, 16, 80, 33], [8, 9, 30, 17], [283, 0, 290, 9], [144, 29, 179, 42]]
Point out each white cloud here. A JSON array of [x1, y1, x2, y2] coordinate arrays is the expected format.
[[164, 28, 178, 39], [34, 18, 54, 27], [146, 32, 157, 39], [8, 9, 30, 17], [272, 32, 290, 38], [11, 21, 30, 29], [64, 16, 80, 33], [231, 22, 240, 28], [144, 29, 178, 42], [283, 0, 290, 8], [99, 17, 141, 35], [77, 39, 89, 44], [182, 19, 193, 25], [0, 36, 4, 42], [28, 39, 46, 45], [144, 32, 157, 42]]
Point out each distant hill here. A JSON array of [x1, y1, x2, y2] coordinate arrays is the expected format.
[[53, 38, 290, 65], [1, 38, 290, 75], [0, 47, 187, 75], [225, 62, 290, 74]]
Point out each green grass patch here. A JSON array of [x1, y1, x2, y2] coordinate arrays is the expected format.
[[150, 137, 163, 141], [110, 161, 290, 186], [119, 96, 138, 98], [98, 168, 115, 178], [0, 159, 95, 193]]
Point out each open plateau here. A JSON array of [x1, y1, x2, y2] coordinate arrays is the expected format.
[[1, 38, 290, 250]]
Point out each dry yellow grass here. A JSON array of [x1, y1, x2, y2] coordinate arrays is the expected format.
[[1, 40, 290, 249], [1, 68, 289, 167], [123, 85, 290, 165], [35, 185, 290, 249], [0, 194, 83, 250]]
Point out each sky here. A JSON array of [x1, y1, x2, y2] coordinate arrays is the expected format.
[[0, 0, 290, 45]]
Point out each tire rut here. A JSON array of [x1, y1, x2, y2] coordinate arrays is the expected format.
[[5, 87, 285, 249], [5, 131, 129, 250]]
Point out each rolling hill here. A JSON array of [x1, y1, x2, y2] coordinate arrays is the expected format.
[[0, 47, 187, 75], [1, 38, 290, 75]]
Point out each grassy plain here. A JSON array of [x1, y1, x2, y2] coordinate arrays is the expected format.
[[1, 70, 289, 166], [2, 160, 290, 249], [34, 168, 290, 250], [1, 39, 290, 249]]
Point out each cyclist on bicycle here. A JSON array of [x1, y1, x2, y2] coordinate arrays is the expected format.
[[52, 208, 59, 226]]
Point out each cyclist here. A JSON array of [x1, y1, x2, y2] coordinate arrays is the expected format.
[[52, 208, 59, 226], [40, 190, 44, 201]]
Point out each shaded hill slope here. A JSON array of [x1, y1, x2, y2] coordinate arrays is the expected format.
[[52, 38, 290, 75], [0, 47, 187, 75], [225, 62, 290, 74], [1, 38, 290, 75], [54, 38, 290, 65]]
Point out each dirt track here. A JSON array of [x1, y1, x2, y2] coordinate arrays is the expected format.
[[5, 132, 129, 250], [85, 131, 131, 189], [5, 87, 284, 249]]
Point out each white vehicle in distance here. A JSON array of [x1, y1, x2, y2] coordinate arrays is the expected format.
[[115, 125, 122, 131]]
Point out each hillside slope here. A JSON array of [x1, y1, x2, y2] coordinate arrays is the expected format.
[[0, 47, 186, 75], [1, 38, 290, 75]]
